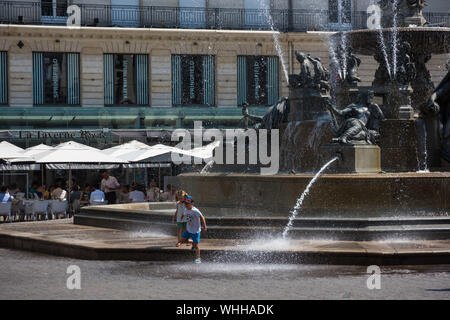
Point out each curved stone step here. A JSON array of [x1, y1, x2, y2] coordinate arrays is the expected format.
[[74, 211, 450, 241]]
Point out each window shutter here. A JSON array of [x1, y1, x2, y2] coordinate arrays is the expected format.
[[104, 54, 114, 105], [0, 52, 7, 105], [67, 53, 80, 105], [237, 56, 247, 106], [32, 52, 44, 105], [267, 56, 279, 105], [202, 55, 215, 106], [136, 54, 149, 105], [172, 55, 182, 105]]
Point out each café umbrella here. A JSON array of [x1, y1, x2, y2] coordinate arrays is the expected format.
[[33, 141, 127, 169]]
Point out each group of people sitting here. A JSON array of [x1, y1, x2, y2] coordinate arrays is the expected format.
[[1, 170, 178, 213], [116, 183, 176, 204]]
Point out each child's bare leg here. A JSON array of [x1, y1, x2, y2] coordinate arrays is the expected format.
[[180, 237, 189, 244], [194, 243, 200, 259], [177, 228, 182, 241]]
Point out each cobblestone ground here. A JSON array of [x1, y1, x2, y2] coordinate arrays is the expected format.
[[0, 248, 449, 300]]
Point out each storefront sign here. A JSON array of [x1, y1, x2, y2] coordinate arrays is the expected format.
[[16, 130, 107, 140]]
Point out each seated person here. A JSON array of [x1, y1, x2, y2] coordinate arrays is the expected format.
[[8, 184, 20, 196], [70, 185, 82, 204], [0, 186, 13, 203], [118, 185, 130, 203], [160, 184, 175, 202], [90, 185, 105, 204], [51, 185, 67, 201], [128, 185, 146, 203], [146, 182, 161, 202], [79, 184, 91, 204]]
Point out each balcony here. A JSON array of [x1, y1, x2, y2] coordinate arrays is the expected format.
[[0, 1, 449, 32]]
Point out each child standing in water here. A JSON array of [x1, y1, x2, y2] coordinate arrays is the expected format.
[[180, 195, 207, 264], [173, 190, 187, 247]]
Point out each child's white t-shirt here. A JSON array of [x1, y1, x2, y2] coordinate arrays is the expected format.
[[176, 202, 186, 222], [184, 207, 203, 234]]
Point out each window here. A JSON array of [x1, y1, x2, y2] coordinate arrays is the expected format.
[[179, 0, 206, 29], [172, 55, 215, 106], [0, 52, 7, 105], [244, 0, 270, 29], [328, 0, 352, 28], [32, 52, 79, 105], [104, 54, 149, 106], [41, 0, 68, 23], [111, 0, 140, 27], [237, 56, 279, 106]]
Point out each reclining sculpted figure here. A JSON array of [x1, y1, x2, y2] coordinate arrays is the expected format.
[[326, 90, 385, 145]]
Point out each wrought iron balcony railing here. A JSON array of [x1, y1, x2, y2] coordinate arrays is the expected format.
[[0, 1, 449, 31]]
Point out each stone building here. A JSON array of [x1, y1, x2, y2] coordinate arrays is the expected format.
[[0, 0, 448, 147]]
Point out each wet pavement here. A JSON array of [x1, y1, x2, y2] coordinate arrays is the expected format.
[[1, 219, 450, 299], [0, 248, 449, 299]]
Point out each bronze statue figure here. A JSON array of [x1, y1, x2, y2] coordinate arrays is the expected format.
[[396, 41, 416, 85], [289, 51, 329, 90], [307, 54, 330, 90], [242, 97, 290, 130], [326, 91, 385, 145], [421, 69, 450, 162], [345, 47, 361, 86]]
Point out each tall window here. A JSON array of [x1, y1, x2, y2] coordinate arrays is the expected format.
[[328, 0, 352, 29], [172, 55, 215, 106], [32, 52, 79, 105], [238, 56, 279, 106], [104, 54, 149, 106], [0, 52, 7, 105]]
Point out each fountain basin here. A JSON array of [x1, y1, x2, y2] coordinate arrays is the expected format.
[[334, 27, 450, 56], [170, 172, 449, 218]]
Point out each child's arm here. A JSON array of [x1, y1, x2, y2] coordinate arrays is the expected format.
[[172, 206, 178, 223], [201, 215, 207, 231]]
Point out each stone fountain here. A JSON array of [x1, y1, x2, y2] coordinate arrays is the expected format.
[[75, 1, 450, 242]]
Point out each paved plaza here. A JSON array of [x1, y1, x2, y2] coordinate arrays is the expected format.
[[0, 219, 449, 300], [1, 219, 450, 264], [0, 248, 449, 300]]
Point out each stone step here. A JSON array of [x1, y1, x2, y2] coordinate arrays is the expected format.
[[74, 212, 450, 241], [76, 208, 450, 228]]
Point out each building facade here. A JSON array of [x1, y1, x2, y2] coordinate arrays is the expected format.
[[0, 0, 449, 147]]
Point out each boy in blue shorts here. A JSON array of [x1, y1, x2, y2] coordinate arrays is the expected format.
[[180, 195, 207, 264]]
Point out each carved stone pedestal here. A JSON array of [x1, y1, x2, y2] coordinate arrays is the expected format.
[[320, 144, 381, 174], [387, 85, 414, 120]]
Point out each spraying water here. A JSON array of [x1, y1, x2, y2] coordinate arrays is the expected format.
[[377, 28, 393, 79], [368, 0, 392, 79], [282, 157, 339, 239], [416, 119, 430, 172], [328, 36, 344, 82], [341, 34, 349, 78], [258, 0, 289, 83], [391, 0, 400, 78], [201, 160, 215, 174]]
